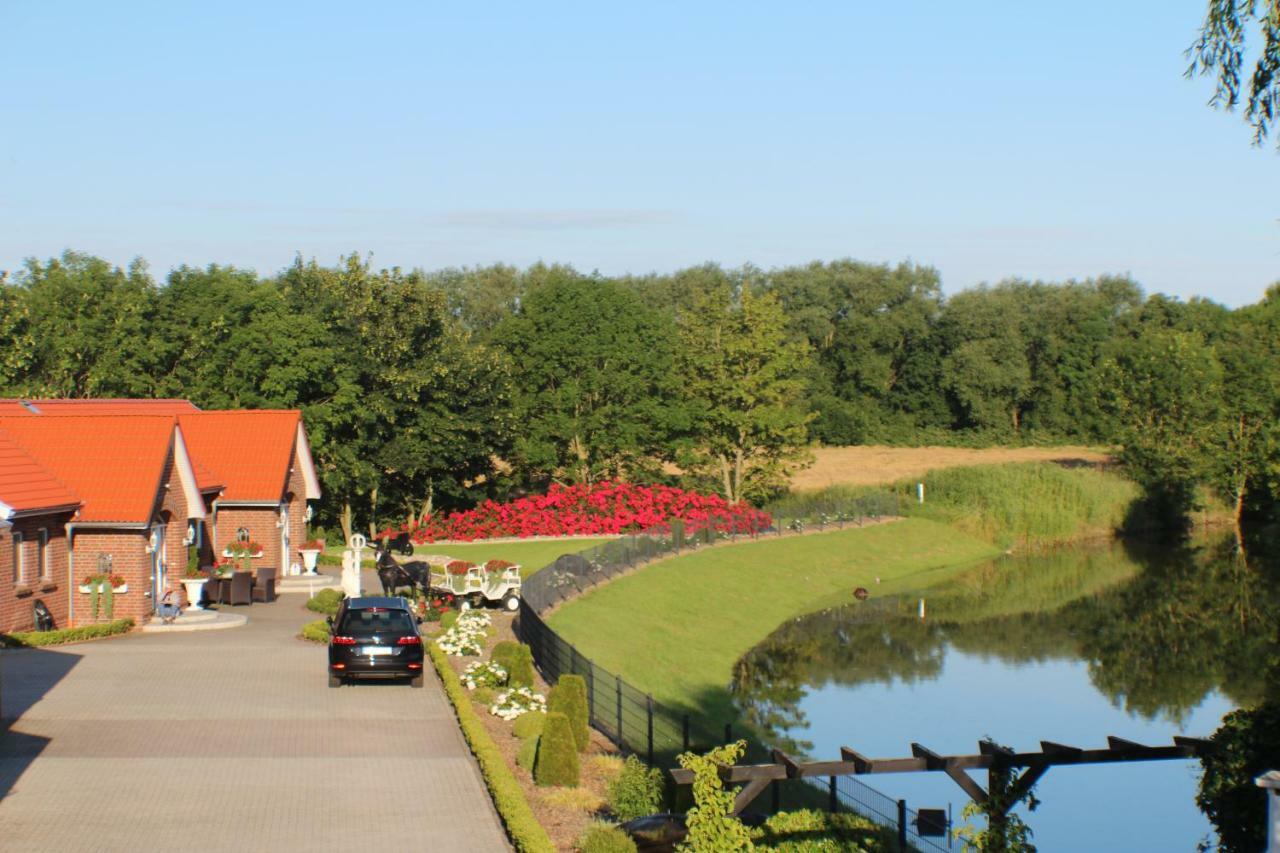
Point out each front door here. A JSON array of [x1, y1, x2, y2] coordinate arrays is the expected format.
[[150, 522, 167, 613], [279, 504, 290, 575]]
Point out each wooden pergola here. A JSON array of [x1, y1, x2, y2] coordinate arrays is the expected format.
[[670, 735, 1214, 824]]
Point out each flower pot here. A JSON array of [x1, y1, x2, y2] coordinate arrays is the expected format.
[[77, 582, 128, 594], [299, 549, 321, 575], [181, 578, 208, 611]]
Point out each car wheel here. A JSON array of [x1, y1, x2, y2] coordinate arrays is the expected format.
[[503, 593, 520, 612], [329, 674, 343, 688], [410, 674, 424, 688]]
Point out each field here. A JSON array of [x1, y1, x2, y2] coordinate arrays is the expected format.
[[789, 445, 1112, 491], [547, 518, 1000, 717]]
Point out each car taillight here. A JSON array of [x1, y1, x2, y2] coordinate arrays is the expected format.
[[332, 636, 357, 645], [331, 663, 346, 670], [407, 662, 423, 670], [397, 635, 421, 646]]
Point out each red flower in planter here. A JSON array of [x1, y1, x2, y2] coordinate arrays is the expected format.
[[446, 560, 476, 575]]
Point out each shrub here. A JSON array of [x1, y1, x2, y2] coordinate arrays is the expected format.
[[425, 640, 555, 852], [0, 618, 134, 648], [577, 822, 639, 853], [299, 620, 329, 643], [497, 644, 535, 688], [1197, 700, 1280, 853], [607, 756, 664, 822], [463, 660, 509, 690], [513, 710, 547, 740], [473, 686, 495, 705], [534, 711, 580, 787], [490, 687, 547, 721], [548, 674, 590, 751], [541, 786, 604, 812], [677, 741, 752, 852], [491, 640, 520, 668], [578, 822, 639, 853], [306, 588, 344, 616], [517, 734, 540, 771], [440, 609, 459, 630], [750, 809, 894, 851]]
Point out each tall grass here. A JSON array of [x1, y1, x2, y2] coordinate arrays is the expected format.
[[770, 462, 1140, 551]]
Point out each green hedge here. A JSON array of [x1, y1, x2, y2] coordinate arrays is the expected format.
[[426, 641, 555, 852], [534, 711, 580, 788], [0, 618, 135, 648], [549, 674, 589, 751], [299, 620, 330, 643], [305, 588, 344, 616]]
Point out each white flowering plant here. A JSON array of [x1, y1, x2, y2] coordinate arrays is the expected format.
[[488, 686, 546, 721], [462, 660, 508, 690], [434, 610, 492, 657]]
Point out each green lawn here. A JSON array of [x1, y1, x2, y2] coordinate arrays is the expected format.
[[547, 518, 1000, 717], [323, 538, 610, 578]]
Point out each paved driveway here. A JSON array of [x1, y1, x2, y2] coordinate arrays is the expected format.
[[0, 592, 509, 852]]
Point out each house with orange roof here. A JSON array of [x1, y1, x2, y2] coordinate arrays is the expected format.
[[177, 411, 321, 574], [0, 415, 210, 626], [0, 426, 81, 632]]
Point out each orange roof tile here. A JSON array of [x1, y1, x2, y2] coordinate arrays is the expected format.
[[0, 399, 199, 416], [177, 411, 300, 502], [0, 416, 177, 524], [0, 426, 81, 516]]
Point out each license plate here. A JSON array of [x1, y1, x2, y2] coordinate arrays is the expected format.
[[361, 646, 391, 656]]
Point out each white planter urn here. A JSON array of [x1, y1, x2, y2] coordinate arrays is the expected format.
[[299, 549, 321, 575], [181, 578, 208, 611]]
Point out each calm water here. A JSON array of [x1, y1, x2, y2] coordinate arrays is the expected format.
[[732, 534, 1277, 852]]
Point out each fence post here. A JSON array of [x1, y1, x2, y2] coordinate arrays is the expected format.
[[828, 776, 837, 813], [771, 779, 780, 813], [615, 675, 623, 745], [724, 722, 732, 745], [897, 799, 907, 851], [682, 714, 690, 753], [646, 693, 654, 766]]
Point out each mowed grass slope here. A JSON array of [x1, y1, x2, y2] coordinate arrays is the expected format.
[[547, 518, 999, 713]]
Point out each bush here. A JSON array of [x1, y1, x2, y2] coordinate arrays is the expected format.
[[1197, 700, 1280, 853], [299, 620, 329, 643], [751, 809, 895, 851], [577, 822, 638, 853], [473, 686, 495, 705], [534, 711, 580, 787], [0, 618, 134, 648], [425, 641, 555, 852], [549, 673, 590, 751], [517, 734, 540, 771], [513, 710, 547, 740], [494, 643, 535, 688], [306, 588, 344, 616], [678, 741, 753, 852], [607, 756, 664, 821], [491, 640, 520, 669], [441, 609, 459, 630]]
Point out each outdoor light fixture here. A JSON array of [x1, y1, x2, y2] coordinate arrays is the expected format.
[[183, 522, 197, 546]]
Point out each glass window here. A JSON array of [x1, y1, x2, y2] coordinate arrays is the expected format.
[[13, 532, 24, 584], [38, 529, 49, 580], [338, 609, 416, 637]]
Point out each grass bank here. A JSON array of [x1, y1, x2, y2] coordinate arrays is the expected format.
[[547, 518, 999, 717], [771, 461, 1139, 551]]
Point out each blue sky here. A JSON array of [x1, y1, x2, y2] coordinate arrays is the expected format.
[[2, 1, 1276, 306]]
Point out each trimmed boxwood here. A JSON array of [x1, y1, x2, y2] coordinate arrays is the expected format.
[[493, 641, 536, 688], [548, 674, 589, 751], [426, 640, 555, 852], [299, 620, 330, 643], [517, 734, 540, 771], [0, 618, 134, 648], [513, 710, 547, 740], [305, 588, 344, 616], [577, 821, 639, 853], [534, 711, 580, 788]]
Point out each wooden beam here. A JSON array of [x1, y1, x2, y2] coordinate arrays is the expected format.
[[942, 764, 989, 806], [731, 777, 773, 816], [1040, 740, 1083, 757], [717, 764, 788, 783], [772, 749, 801, 778], [911, 743, 946, 770], [1174, 736, 1213, 753], [839, 747, 873, 773], [1107, 736, 1147, 751], [979, 740, 1015, 758]]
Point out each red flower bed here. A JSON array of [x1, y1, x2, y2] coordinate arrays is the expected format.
[[387, 482, 773, 544]]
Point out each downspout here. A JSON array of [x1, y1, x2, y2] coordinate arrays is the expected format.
[[65, 522, 77, 626], [211, 497, 220, 559]]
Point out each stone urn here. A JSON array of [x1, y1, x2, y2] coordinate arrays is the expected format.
[[181, 578, 208, 611], [299, 549, 321, 575]]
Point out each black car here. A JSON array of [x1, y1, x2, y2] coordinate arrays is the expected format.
[[327, 596, 424, 687]]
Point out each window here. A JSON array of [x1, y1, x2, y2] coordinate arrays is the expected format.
[[12, 532, 24, 584], [38, 529, 49, 581]]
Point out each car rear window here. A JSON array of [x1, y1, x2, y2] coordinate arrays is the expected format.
[[338, 609, 416, 636]]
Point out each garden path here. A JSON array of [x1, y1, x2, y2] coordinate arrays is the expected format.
[[0, 588, 509, 852]]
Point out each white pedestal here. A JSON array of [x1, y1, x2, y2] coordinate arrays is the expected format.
[[340, 550, 362, 598]]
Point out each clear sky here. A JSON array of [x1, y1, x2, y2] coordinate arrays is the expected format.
[[2, 1, 1276, 306]]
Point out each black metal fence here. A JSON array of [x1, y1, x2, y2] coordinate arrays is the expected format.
[[514, 492, 954, 850]]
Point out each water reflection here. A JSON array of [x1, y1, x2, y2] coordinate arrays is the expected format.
[[733, 532, 1278, 756]]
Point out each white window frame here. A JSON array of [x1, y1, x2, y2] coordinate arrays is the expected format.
[[38, 528, 49, 581], [13, 531, 24, 585]]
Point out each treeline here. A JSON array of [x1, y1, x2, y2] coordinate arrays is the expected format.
[[0, 251, 1276, 533]]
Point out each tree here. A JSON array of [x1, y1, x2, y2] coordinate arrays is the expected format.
[[1188, 0, 1280, 148], [499, 273, 685, 485], [677, 285, 813, 503]]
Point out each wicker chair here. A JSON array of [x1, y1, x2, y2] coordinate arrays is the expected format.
[[228, 571, 253, 606], [252, 567, 277, 603]]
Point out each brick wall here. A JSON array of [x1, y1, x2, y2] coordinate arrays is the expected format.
[[68, 529, 150, 627], [0, 513, 72, 633], [213, 506, 281, 575], [285, 452, 309, 573]]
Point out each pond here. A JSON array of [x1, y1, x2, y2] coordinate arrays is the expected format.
[[731, 533, 1278, 852]]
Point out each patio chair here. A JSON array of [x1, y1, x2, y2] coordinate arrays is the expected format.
[[228, 571, 253, 606], [203, 577, 227, 607], [252, 567, 276, 603]]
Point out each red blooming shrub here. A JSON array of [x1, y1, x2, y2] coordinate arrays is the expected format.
[[396, 482, 772, 543]]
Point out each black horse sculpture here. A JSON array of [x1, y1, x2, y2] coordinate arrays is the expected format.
[[374, 534, 430, 597]]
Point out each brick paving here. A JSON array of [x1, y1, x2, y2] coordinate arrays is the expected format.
[[0, 590, 510, 852]]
